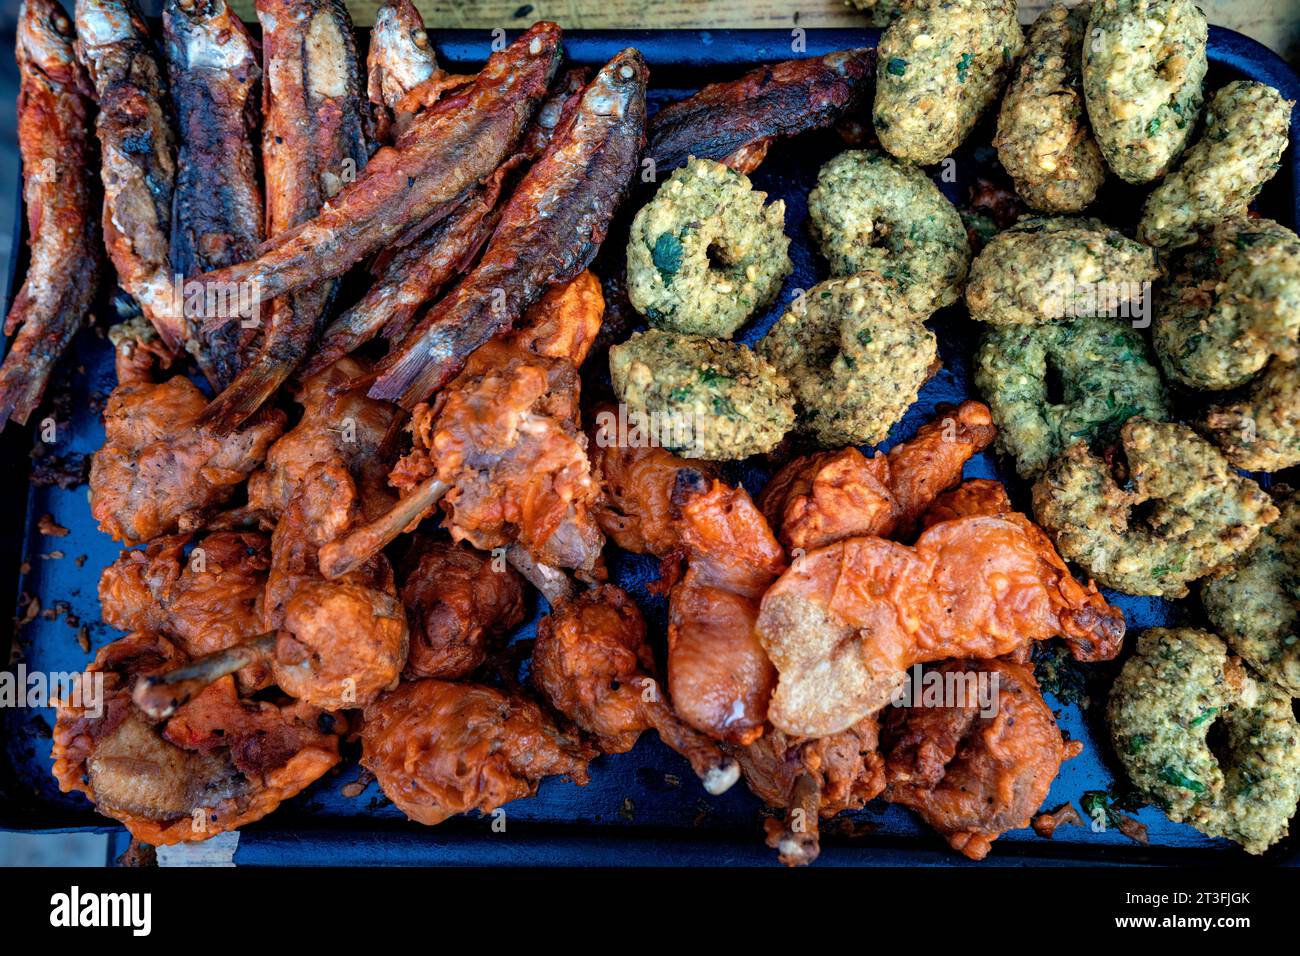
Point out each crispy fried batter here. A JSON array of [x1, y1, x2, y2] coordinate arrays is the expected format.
[[883, 658, 1079, 860], [760, 401, 995, 551], [361, 678, 595, 826], [757, 512, 1124, 737], [52, 633, 340, 845]]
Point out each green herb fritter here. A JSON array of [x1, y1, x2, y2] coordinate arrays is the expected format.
[[975, 316, 1169, 478], [1152, 217, 1300, 390], [626, 157, 791, 339], [965, 216, 1159, 325], [1031, 418, 1279, 598], [609, 329, 795, 460], [1139, 82, 1294, 249], [806, 150, 970, 316], [845, 0, 905, 27], [873, 0, 1024, 166], [760, 273, 937, 447], [1203, 492, 1300, 697], [994, 3, 1106, 213], [1082, 0, 1208, 183], [1203, 359, 1300, 473], [1108, 628, 1300, 855]]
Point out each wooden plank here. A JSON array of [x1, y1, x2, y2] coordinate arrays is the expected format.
[[226, 0, 1299, 66]]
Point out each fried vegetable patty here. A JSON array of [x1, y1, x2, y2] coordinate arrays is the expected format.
[[1031, 418, 1279, 598], [1203, 360, 1300, 473], [1152, 217, 1300, 390], [760, 273, 937, 447], [806, 150, 970, 316], [1139, 81, 1294, 249], [1108, 628, 1300, 855], [609, 329, 795, 460], [1203, 493, 1300, 697], [994, 4, 1106, 213], [975, 317, 1169, 478], [873, 0, 1024, 166], [1082, 0, 1208, 183], [626, 157, 791, 339], [965, 216, 1160, 325]]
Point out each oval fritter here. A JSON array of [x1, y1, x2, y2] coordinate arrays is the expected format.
[[1139, 81, 1294, 249], [1108, 627, 1300, 855], [760, 273, 937, 447], [609, 328, 796, 460], [873, 0, 1024, 166], [1031, 418, 1278, 598], [1082, 0, 1207, 183], [994, 3, 1106, 213]]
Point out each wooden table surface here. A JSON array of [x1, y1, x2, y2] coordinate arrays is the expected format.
[[226, 0, 1300, 65]]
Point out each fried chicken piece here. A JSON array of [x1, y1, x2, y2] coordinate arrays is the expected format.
[[89, 327, 285, 544], [317, 272, 606, 582], [263, 462, 407, 710], [0, 0, 99, 428], [920, 478, 1014, 527], [730, 717, 885, 866], [99, 530, 272, 688], [369, 48, 647, 408], [669, 470, 787, 745], [245, 356, 399, 525], [757, 512, 1125, 738], [533, 585, 740, 793], [52, 632, 340, 845], [195, 22, 562, 309], [401, 538, 526, 679], [882, 659, 1082, 860], [648, 48, 875, 175], [361, 678, 595, 826], [588, 433, 784, 745], [760, 401, 996, 551]]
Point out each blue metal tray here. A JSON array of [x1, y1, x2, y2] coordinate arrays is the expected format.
[[3, 22, 1299, 867]]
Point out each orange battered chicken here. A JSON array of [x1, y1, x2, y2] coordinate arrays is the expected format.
[[757, 511, 1124, 737], [533, 585, 740, 793], [400, 538, 526, 679], [882, 658, 1082, 860], [318, 272, 605, 581], [52, 632, 340, 845], [730, 717, 885, 866], [760, 401, 996, 551], [99, 530, 272, 688], [90, 326, 284, 544], [361, 678, 596, 826]]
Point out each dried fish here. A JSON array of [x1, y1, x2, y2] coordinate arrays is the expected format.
[[366, 0, 436, 144], [164, 0, 262, 391], [0, 0, 100, 428], [75, 0, 180, 350], [194, 21, 564, 308], [197, 0, 369, 434], [369, 49, 648, 409], [648, 49, 874, 175]]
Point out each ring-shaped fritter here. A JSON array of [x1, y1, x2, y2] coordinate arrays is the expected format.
[[1153, 217, 1300, 391], [1031, 418, 1278, 598], [975, 316, 1170, 478], [760, 272, 937, 447], [626, 156, 791, 338], [1108, 628, 1300, 855], [806, 150, 970, 317], [1202, 492, 1300, 696]]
